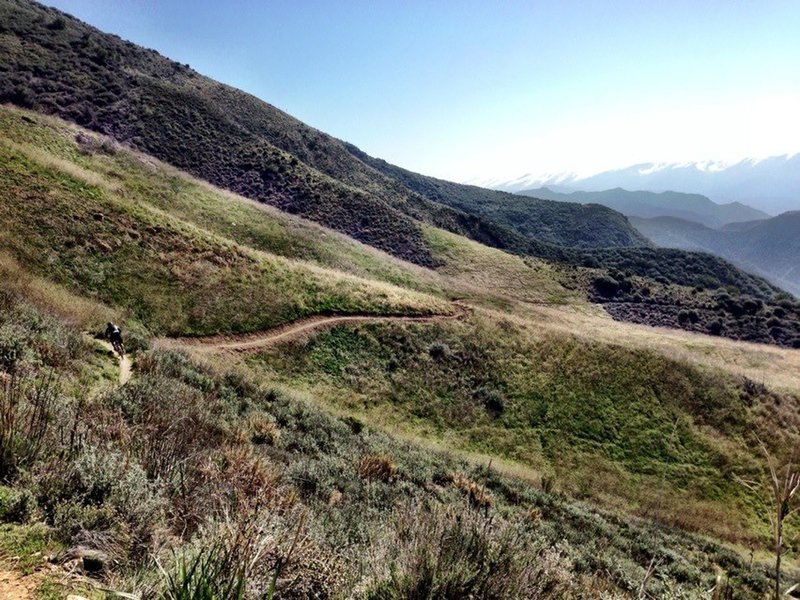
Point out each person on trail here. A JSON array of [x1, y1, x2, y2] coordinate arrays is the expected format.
[[105, 322, 124, 356]]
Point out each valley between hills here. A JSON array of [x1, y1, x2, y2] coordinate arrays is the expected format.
[[1, 1, 800, 598]]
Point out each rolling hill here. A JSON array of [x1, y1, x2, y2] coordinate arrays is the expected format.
[[520, 186, 768, 228], [633, 212, 800, 298]]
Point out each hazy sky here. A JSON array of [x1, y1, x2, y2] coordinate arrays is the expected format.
[[44, 1, 800, 183]]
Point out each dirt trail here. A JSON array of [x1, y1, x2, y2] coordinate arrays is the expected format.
[[0, 567, 36, 600], [156, 305, 469, 353], [94, 338, 132, 384]]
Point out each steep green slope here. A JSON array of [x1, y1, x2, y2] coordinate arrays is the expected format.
[[0, 0, 656, 261], [1, 104, 799, 599], [0, 107, 451, 335], [0, 0, 438, 264]]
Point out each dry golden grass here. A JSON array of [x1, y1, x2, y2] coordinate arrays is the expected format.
[[0, 251, 117, 329], [450, 472, 492, 509], [423, 225, 580, 307], [515, 303, 800, 394], [357, 453, 398, 483]]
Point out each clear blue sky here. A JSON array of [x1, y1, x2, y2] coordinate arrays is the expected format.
[[43, 1, 800, 183]]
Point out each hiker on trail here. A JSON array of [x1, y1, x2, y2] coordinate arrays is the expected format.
[[105, 322, 124, 356]]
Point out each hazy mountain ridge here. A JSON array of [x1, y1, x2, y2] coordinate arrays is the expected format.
[[633, 212, 800, 297], [520, 186, 768, 228], [494, 156, 800, 214]]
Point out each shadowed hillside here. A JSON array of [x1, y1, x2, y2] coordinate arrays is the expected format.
[[343, 144, 650, 248]]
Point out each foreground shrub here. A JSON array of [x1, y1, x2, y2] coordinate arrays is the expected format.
[[31, 446, 167, 563], [159, 543, 247, 600], [366, 503, 571, 599], [0, 370, 61, 480]]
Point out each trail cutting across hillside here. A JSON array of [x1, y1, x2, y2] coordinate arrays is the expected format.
[[156, 304, 470, 354], [93, 338, 132, 384]]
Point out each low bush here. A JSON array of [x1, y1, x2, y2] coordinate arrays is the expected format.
[[366, 503, 571, 599]]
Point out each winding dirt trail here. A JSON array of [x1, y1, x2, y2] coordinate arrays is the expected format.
[[94, 339, 132, 384], [155, 304, 470, 354]]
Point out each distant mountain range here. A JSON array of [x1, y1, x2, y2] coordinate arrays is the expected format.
[[491, 156, 800, 215], [632, 212, 800, 297], [519, 187, 768, 228]]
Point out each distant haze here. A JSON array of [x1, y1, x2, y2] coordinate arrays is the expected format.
[[497, 155, 800, 215]]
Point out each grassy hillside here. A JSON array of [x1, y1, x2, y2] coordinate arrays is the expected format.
[[0, 106, 451, 335], [0, 264, 788, 599], [250, 310, 800, 541], [0, 108, 799, 599], [3, 6, 800, 597]]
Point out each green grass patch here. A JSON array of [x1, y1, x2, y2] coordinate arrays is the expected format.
[[251, 313, 791, 541], [0, 112, 451, 335], [0, 523, 60, 574]]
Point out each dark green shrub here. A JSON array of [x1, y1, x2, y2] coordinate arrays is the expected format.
[[428, 342, 451, 360], [593, 276, 620, 298], [47, 17, 67, 30], [474, 387, 505, 418], [0, 485, 35, 523]]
